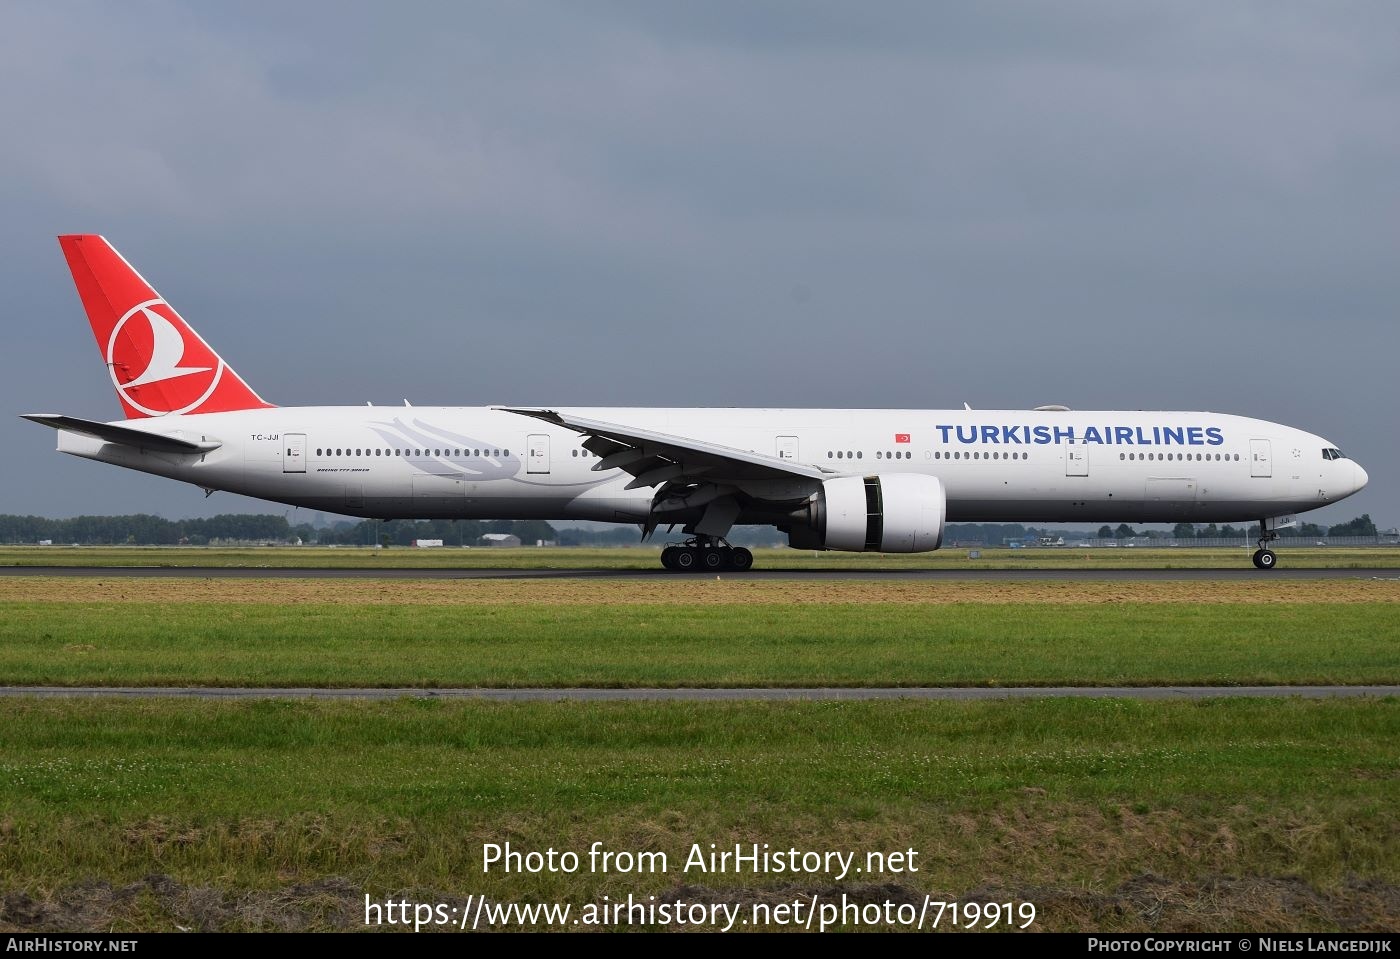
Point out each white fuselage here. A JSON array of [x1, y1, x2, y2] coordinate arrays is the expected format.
[[54, 406, 1367, 528]]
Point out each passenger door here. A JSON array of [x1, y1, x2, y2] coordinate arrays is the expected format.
[[1250, 439, 1272, 478], [527, 434, 550, 474], [282, 433, 306, 473], [1065, 441, 1088, 477]]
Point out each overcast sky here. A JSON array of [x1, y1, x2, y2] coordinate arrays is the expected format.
[[2, 2, 1395, 526]]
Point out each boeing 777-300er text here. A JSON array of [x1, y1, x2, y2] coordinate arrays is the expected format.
[[23, 235, 1368, 571]]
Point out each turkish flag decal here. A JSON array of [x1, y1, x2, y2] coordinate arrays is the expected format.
[[895, 433, 911, 444]]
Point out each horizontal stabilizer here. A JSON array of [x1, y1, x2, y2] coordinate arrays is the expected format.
[[20, 414, 221, 454]]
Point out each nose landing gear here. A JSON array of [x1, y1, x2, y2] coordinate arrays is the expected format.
[[1253, 519, 1279, 570], [660, 536, 754, 572]]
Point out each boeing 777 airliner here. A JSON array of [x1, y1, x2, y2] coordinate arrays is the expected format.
[[24, 235, 1368, 571]]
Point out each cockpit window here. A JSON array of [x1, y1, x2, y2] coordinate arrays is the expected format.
[[1322, 448, 1347, 461]]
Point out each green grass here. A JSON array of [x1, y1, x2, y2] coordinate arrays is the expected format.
[[0, 697, 1395, 931], [2, 600, 1397, 687], [3, 545, 1398, 569]]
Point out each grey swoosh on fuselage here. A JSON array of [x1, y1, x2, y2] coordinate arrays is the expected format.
[[369, 417, 519, 480], [368, 417, 612, 489]]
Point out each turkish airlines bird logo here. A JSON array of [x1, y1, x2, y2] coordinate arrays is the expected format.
[[106, 299, 225, 416]]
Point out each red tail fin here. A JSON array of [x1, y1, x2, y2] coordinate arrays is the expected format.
[[58, 235, 274, 418]]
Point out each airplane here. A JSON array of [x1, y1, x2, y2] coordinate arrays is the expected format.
[[23, 235, 1368, 572]]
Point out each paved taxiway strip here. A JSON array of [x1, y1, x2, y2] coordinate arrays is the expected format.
[[1, 685, 1395, 701], [2, 565, 1398, 581]]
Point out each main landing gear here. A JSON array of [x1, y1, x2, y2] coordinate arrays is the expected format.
[[1253, 520, 1278, 570], [660, 537, 754, 573]]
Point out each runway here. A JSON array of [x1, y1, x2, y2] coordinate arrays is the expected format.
[[1, 685, 1395, 701], [2, 565, 1397, 581]]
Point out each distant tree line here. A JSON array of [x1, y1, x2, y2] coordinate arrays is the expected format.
[[0, 514, 558, 547], [1, 512, 1382, 547], [319, 518, 558, 547], [944, 523, 1035, 544], [0, 513, 296, 546], [1098, 516, 1378, 540], [1325, 514, 1379, 537]]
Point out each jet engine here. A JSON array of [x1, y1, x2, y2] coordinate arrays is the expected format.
[[787, 474, 945, 552]]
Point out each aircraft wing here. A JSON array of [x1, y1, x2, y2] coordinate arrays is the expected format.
[[21, 414, 222, 455], [497, 408, 829, 489]]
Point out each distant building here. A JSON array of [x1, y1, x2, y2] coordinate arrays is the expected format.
[[480, 533, 521, 548], [413, 539, 445, 548]]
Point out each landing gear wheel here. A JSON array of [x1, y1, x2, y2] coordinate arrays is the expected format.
[[660, 537, 753, 572], [1251, 517, 1285, 570]]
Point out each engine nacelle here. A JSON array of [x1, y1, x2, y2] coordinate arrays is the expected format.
[[788, 473, 945, 553]]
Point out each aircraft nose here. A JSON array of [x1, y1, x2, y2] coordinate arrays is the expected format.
[[1352, 461, 1369, 494]]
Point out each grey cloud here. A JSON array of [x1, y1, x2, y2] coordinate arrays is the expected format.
[[0, 2, 1394, 524]]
